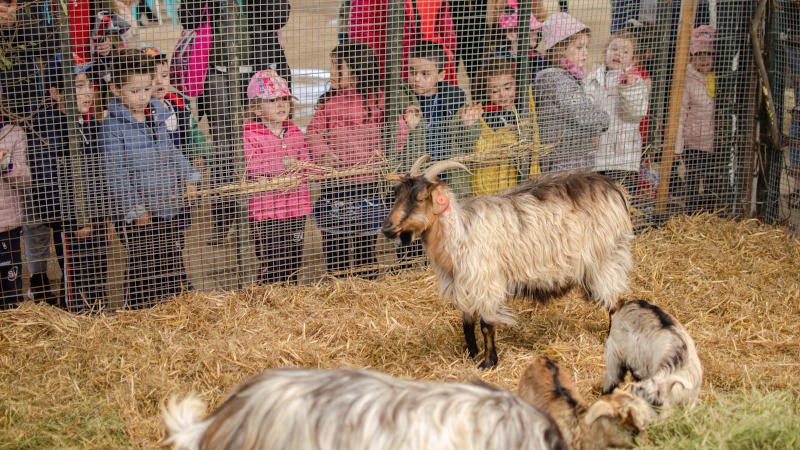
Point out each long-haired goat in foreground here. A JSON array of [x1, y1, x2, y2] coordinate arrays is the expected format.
[[603, 300, 703, 412], [382, 155, 633, 368], [517, 355, 655, 450], [162, 367, 567, 450]]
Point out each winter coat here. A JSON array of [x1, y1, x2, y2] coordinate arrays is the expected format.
[[347, 0, 458, 84], [533, 67, 609, 172], [0, 125, 31, 232], [160, 92, 211, 161], [243, 119, 312, 221], [101, 98, 201, 222], [306, 89, 387, 187], [392, 81, 466, 174], [584, 65, 650, 172], [676, 64, 715, 154], [25, 106, 70, 222]]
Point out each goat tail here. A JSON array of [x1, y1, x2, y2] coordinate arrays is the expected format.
[[161, 394, 209, 450]]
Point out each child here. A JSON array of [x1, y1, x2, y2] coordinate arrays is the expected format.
[[451, 58, 522, 197], [676, 25, 718, 213], [585, 31, 650, 195], [494, 0, 547, 79], [395, 40, 465, 267], [102, 50, 201, 309], [140, 44, 209, 169], [0, 120, 30, 309], [307, 41, 386, 278], [244, 70, 312, 285], [23, 56, 99, 307], [32, 55, 110, 313], [533, 12, 609, 173]]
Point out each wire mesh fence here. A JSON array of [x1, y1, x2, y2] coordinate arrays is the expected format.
[[0, 0, 769, 312]]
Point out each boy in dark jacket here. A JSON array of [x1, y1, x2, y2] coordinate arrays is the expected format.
[[394, 41, 466, 268], [23, 55, 99, 308], [101, 50, 201, 309], [31, 55, 110, 313]]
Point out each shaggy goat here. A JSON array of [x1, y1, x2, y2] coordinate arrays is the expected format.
[[162, 367, 567, 450], [517, 356, 655, 450], [382, 155, 633, 368], [602, 300, 703, 412]]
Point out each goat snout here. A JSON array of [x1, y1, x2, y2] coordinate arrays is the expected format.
[[381, 218, 399, 239]]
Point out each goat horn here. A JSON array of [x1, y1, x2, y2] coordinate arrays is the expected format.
[[423, 160, 472, 181], [409, 154, 431, 176]]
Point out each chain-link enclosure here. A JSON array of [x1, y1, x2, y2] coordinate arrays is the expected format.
[[0, 0, 772, 312]]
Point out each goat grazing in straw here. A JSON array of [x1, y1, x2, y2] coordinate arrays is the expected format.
[[517, 355, 655, 450], [603, 299, 703, 413], [162, 367, 567, 450], [382, 155, 633, 368]]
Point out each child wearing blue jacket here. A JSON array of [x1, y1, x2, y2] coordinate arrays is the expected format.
[[101, 50, 201, 309]]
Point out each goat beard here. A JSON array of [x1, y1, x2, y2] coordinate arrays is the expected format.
[[399, 231, 415, 246]]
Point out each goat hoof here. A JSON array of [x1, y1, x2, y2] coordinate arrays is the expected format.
[[478, 360, 497, 370]]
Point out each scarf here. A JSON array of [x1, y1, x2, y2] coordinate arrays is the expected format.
[[559, 58, 586, 80]]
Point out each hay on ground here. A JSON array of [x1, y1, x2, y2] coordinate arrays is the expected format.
[[0, 214, 798, 448]]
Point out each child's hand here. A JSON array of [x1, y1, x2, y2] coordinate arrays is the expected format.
[[76, 225, 93, 238], [0, 1, 17, 28], [461, 103, 483, 126], [135, 211, 152, 226], [93, 36, 112, 57], [282, 155, 298, 169], [404, 105, 423, 130], [186, 183, 198, 204]]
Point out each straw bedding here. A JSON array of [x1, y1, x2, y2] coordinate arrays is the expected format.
[[1, 214, 798, 447]]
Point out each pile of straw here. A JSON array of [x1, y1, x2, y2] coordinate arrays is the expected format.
[[1, 214, 798, 447]]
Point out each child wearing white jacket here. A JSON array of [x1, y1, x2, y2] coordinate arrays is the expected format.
[[585, 30, 650, 194]]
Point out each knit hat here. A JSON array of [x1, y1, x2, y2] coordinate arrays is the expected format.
[[43, 54, 94, 91], [541, 12, 588, 51], [498, 0, 543, 31], [690, 25, 716, 55], [247, 70, 297, 100]]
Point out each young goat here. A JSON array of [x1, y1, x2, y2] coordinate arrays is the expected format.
[[603, 300, 703, 412], [517, 356, 655, 450], [382, 155, 633, 368], [162, 367, 567, 450]]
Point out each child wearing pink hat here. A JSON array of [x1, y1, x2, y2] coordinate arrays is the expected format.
[[533, 12, 609, 172], [676, 25, 719, 213], [244, 70, 312, 285]]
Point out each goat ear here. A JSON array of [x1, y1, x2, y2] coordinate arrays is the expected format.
[[429, 184, 450, 215], [385, 174, 405, 183], [583, 399, 617, 426]]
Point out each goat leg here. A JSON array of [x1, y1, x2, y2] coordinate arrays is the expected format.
[[478, 319, 498, 369], [462, 312, 479, 358]]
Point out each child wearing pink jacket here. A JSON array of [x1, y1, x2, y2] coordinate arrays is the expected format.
[[244, 70, 312, 285]]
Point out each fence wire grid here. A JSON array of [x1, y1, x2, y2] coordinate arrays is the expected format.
[[0, 0, 778, 312]]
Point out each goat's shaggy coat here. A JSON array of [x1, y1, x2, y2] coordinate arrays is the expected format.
[[162, 367, 567, 450], [517, 356, 655, 450], [602, 300, 703, 411], [383, 159, 633, 368]]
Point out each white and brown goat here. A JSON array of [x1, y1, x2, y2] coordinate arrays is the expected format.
[[517, 356, 655, 450], [382, 155, 634, 368], [162, 367, 567, 450], [603, 300, 703, 413]]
